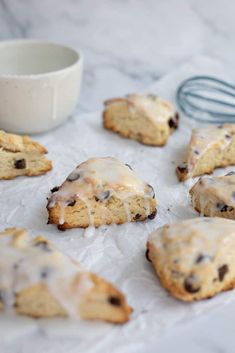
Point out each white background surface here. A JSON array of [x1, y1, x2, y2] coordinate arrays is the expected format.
[[0, 1, 235, 352]]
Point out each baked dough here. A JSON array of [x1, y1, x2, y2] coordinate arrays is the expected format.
[[176, 124, 235, 181], [147, 217, 235, 301], [0, 130, 52, 179], [103, 94, 179, 146], [47, 157, 157, 230], [0, 228, 132, 323], [190, 172, 235, 219]]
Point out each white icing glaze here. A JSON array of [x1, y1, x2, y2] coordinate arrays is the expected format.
[[105, 94, 175, 124], [187, 125, 234, 173], [191, 173, 235, 215], [0, 228, 93, 318], [48, 157, 154, 226], [126, 94, 175, 124], [148, 217, 235, 263]]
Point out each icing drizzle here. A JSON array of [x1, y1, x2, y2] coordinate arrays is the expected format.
[[148, 217, 235, 266], [105, 94, 176, 124], [0, 228, 93, 317], [48, 157, 155, 226]]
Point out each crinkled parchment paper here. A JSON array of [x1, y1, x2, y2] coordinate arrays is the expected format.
[[1, 56, 235, 353]]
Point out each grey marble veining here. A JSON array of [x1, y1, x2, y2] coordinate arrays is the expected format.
[[0, 0, 234, 112], [0, 1, 235, 352]]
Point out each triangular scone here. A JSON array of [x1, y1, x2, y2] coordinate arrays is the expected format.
[[190, 172, 235, 219], [0, 130, 52, 179], [47, 157, 157, 230], [0, 228, 132, 323], [176, 124, 235, 181], [147, 218, 235, 301], [103, 94, 179, 146]]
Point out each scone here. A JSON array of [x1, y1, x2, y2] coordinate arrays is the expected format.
[[0, 130, 52, 179], [103, 94, 179, 146], [190, 172, 235, 219], [47, 157, 157, 230], [176, 124, 235, 181], [146, 217, 235, 301], [0, 228, 132, 323]]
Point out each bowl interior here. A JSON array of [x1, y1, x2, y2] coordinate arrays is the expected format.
[[0, 41, 79, 76]]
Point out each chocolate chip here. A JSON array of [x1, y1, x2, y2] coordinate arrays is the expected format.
[[184, 275, 201, 293], [217, 125, 223, 129], [14, 159, 26, 169], [40, 267, 50, 279], [147, 184, 155, 198], [145, 248, 151, 262], [177, 163, 188, 173], [226, 171, 235, 176], [67, 172, 80, 182], [218, 264, 229, 282], [68, 200, 76, 207], [216, 202, 229, 212], [134, 213, 141, 220], [125, 163, 133, 170], [51, 186, 59, 193], [225, 134, 232, 140], [168, 118, 178, 129], [148, 208, 157, 220], [195, 254, 205, 264], [194, 150, 200, 155], [195, 254, 212, 264], [217, 204, 233, 212], [34, 240, 52, 252], [108, 296, 121, 306], [100, 190, 110, 201], [175, 112, 179, 121]]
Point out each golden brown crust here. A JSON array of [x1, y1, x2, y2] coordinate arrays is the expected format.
[[147, 218, 235, 302], [147, 241, 235, 302]]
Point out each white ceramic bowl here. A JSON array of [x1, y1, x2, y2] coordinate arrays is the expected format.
[[0, 40, 83, 134]]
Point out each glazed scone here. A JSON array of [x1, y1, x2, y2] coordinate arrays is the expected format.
[[0, 228, 132, 323], [0, 130, 52, 179], [146, 217, 235, 301], [47, 157, 157, 230], [176, 124, 235, 181], [190, 172, 235, 219], [103, 94, 179, 146]]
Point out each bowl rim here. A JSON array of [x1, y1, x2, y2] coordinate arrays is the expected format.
[[0, 39, 83, 80]]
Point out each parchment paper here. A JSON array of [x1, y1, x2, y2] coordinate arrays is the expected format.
[[1, 55, 234, 353]]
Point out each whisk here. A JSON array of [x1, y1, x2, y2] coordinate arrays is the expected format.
[[176, 76, 235, 123]]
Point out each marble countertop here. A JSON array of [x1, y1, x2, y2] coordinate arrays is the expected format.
[[0, 0, 235, 352]]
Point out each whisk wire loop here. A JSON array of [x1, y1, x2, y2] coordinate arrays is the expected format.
[[176, 76, 235, 123]]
